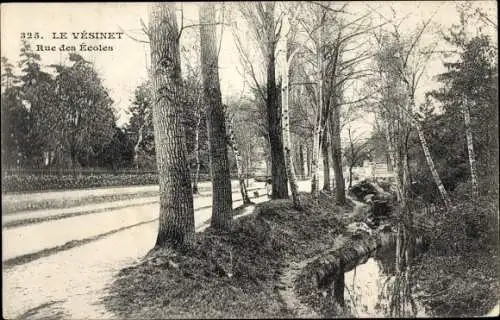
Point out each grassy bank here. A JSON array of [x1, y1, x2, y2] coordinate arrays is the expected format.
[[103, 193, 353, 318], [412, 193, 500, 317], [102, 190, 499, 318]]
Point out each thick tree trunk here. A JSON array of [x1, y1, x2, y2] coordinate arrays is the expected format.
[[463, 100, 479, 198], [192, 112, 202, 194], [200, 4, 233, 231], [227, 117, 251, 205], [321, 129, 331, 191], [149, 3, 195, 248], [267, 54, 289, 199], [281, 49, 301, 209], [330, 105, 346, 205]]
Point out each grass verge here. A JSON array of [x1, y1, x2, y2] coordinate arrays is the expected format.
[[102, 192, 347, 318]]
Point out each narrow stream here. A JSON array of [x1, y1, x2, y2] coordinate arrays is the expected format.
[[329, 223, 431, 318]]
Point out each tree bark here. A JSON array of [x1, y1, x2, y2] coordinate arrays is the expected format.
[[463, 98, 479, 198], [413, 120, 452, 209], [296, 143, 305, 179], [311, 113, 322, 196], [330, 104, 346, 205], [267, 52, 289, 199], [384, 116, 405, 208], [281, 43, 301, 209], [305, 143, 312, 178], [321, 129, 331, 191], [192, 111, 202, 194], [200, 3, 233, 231], [133, 109, 149, 170], [149, 3, 195, 248], [227, 116, 251, 205]]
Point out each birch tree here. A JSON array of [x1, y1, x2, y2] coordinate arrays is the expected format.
[[226, 110, 252, 205], [279, 9, 302, 209], [373, 18, 452, 210], [148, 3, 195, 248]]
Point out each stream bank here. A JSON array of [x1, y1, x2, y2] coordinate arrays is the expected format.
[[103, 193, 356, 318]]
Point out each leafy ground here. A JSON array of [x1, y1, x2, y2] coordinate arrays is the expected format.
[[103, 192, 350, 318]]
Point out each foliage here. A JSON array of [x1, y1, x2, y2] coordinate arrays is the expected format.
[[2, 44, 119, 170], [1, 173, 159, 193], [428, 34, 498, 186]]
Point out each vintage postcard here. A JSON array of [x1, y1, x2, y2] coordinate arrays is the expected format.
[[2, 2, 498, 319]]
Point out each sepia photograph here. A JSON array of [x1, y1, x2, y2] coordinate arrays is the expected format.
[[1, 1, 499, 318]]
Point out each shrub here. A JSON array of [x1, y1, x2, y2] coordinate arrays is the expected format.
[[2, 173, 159, 193], [421, 193, 499, 256]]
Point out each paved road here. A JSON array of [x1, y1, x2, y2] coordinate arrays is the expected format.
[[2, 181, 270, 319]]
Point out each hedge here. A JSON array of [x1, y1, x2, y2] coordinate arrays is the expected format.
[[2, 174, 159, 193]]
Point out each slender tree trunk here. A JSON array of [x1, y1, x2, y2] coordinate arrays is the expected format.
[[349, 164, 354, 188], [149, 3, 195, 248], [385, 118, 405, 210], [200, 3, 233, 231], [311, 27, 324, 198], [227, 117, 251, 204], [133, 109, 149, 170], [462, 99, 479, 198], [310, 113, 321, 196], [321, 129, 331, 191], [192, 111, 202, 194], [295, 143, 305, 179], [281, 48, 301, 209], [413, 120, 452, 209], [348, 126, 355, 188], [305, 142, 312, 178], [330, 104, 346, 205]]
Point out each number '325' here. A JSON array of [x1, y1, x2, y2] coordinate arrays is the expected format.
[[20, 32, 41, 39]]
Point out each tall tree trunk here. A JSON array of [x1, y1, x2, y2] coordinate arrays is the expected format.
[[200, 3, 233, 231], [311, 26, 324, 198], [267, 53, 289, 199], [463, 99, 479, 198], [192, 111, 202, 194], [330, 104, 346, 205], [149, 3, 195, 248], [413, 120, 452, 209], [281, 45, 301, 209], [321, 129, 331, 191], [384, 117, 405, 209], [227, 116, 251, 205]]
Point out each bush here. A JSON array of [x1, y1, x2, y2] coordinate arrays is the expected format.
[[421, 192, 499, 256], [2, 173, 159, 193]]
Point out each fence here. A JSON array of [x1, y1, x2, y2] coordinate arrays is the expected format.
[[1, 167, 257, 181]]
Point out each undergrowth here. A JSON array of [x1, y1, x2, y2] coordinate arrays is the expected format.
[[103, 192, 345, 318], [413, 182, 499, 317]]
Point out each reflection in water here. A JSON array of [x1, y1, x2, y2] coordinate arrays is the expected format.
[[338, 223, 429, 317]]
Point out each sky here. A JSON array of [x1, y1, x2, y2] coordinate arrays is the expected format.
[[1, 2, 497, 136]]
